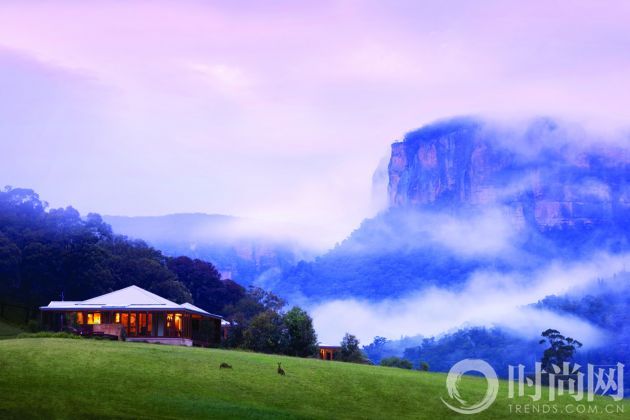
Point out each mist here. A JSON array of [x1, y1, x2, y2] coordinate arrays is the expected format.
[[309, 253, 629, 346]]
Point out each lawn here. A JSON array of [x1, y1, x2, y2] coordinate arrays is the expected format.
[[0, 338, 626, 419], [0, 319, 22, 339]]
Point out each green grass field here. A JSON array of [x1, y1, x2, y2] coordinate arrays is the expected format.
[[0, 319, 23, 339], [0, 338, 626, 419]]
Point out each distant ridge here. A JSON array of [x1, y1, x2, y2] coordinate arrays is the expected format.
[[103, 213, 303, 285]]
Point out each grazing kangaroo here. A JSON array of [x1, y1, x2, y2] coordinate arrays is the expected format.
[[277, 362, 285, 376], [219, 362, 232, 369]]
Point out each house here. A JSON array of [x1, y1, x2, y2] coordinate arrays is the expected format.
[[39, 285, 222, 347], [319, 345, 341, 360]]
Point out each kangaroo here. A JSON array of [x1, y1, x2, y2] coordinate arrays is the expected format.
[[219, 362, 232, 369], [277, 362, 285, 376]]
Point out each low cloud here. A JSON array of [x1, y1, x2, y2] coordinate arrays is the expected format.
[[342, 206, 520, 258], [309, 253, 629, 346]]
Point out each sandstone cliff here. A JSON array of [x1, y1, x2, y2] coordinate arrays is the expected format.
[[387, 118, 630, 229]]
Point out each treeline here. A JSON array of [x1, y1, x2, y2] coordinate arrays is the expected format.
[[0, 187, 236, 311], [362, 277, 630, 393], [0, 187, 317, 355]]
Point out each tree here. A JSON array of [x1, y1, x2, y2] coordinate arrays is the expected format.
[[363, 336, 389, 363], [247, 286, 286, 313], [85, 213, 113, 241], [242, 310, 288, 354], [223, 286, 285, 320], [380, 356, 413, 369], [167, 256, 243, 313], [539, 328, 583, 371], [338, 333, 367, 363], [0, 186, 251, 319], [283, 306, 318, 357], [419, 361, 430, 372], [0, 232, 21, 292]]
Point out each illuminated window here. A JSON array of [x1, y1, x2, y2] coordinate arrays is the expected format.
[[166, 313, 181, 337], [87, 313, 101, 325], [129, 313, 137, 335], [76, 312, 84, 325], [114, 313, 120, 323], [175, 314, 182, 335]]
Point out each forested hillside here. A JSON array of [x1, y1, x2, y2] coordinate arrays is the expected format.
[[0, 187, 244, 314], [363, 275, 630, 393]]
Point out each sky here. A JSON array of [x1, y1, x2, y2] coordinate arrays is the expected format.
[[2, 1, 630, 249]]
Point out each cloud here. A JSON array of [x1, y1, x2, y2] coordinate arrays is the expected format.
[[423, 208, 516, 256], [188, 62, 256, 101], [1, 1, 630, 248], [341, 206, 520, 258], [309, 253, 630, 346]]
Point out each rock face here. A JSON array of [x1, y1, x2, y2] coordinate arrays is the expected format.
[[277, 117, 630, 300], [387, 117, 630, 229]]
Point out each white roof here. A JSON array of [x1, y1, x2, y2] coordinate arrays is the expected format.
[[46, 301, 81, 308], [179, 302, 211, 316], [40, 285, 221, 318], [80, 285, 176, 306]]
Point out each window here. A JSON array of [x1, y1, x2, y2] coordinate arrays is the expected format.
[[76, 312, 84, 325], [139, 313, 147, 336], [129, 313, 137, 335], [87, 313, 101, 325], [174, 314, 182, 336], [166, 313, 174, 337], [166, 313, 182, 337], [114, 313, 120, 323], [121, 313, 129, 331]]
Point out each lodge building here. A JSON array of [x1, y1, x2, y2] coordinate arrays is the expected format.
[[40, 285, 222, 347]]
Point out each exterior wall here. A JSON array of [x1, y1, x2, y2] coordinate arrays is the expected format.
[[211, 318, 221, 345], [319, 347, 341, 360], [93, 323, 124, 339], [41, 309, 222, 347]]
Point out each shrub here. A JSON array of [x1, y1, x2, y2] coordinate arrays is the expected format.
[[419, 361, 430, 372], [380, 356, 413, 369], [26, 319, 40, 333]]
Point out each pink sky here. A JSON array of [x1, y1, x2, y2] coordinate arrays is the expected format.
[[1, 1, 630, 248]]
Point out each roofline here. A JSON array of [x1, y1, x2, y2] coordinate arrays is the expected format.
[[81, 285, 177, 306], [39, 306, 222, 319], [39, 284, 223, 319]]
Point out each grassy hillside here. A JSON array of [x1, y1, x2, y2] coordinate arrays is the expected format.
[[0, 338, 626, 419], [0, 319, 22, 339]]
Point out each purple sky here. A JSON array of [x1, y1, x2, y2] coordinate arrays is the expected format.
[[2, 1, 630, 248]]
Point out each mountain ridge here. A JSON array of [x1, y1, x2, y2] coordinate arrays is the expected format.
[[274, 117, 630, 300], [388, 117, 630, 229], [103, 213, 306, 284]]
